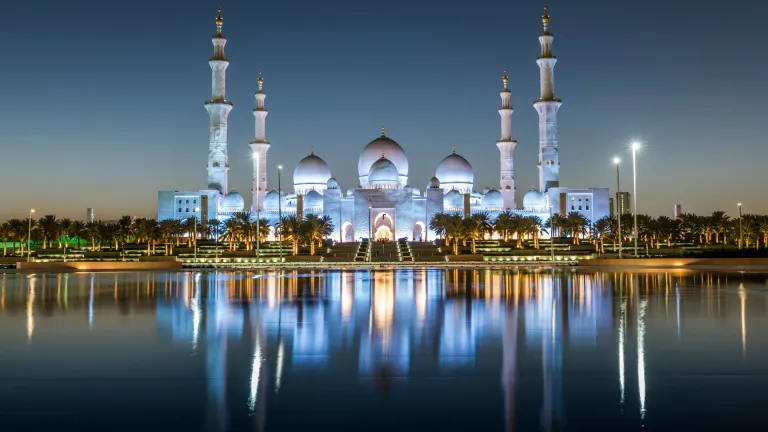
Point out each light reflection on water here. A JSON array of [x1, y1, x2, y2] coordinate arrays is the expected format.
[[1, 269, 767, 431]]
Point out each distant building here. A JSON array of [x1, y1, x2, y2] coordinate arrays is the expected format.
[[609, 198, 615, 219], [87, 208, 95, 222], [674, 204, 682, 219], [616, 192, 631, 215]]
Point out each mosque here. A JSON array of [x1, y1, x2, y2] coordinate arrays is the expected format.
[[157, 5, 610, 241]]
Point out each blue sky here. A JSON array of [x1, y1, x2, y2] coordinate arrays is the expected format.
[[2, 0, 766, 220]]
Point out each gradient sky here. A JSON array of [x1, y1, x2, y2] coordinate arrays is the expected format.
[[2, 0, 766, 220]]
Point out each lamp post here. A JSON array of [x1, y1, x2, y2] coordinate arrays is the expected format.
[[738, 202, 743, 249], [255, 152, 260, 264], [193, 207, 199, 260], [614, 157, 623, 259], [277, 165, 283, 262], [368, 206, 372, 262], [631, 142, 640, 257], [27, 209, 35, 262]]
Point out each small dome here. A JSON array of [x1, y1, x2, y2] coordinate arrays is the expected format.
[[221, 191, 245, 211], [327, 177, 339, 189], [304, 190, 323, 209], [444, 189, 464, 209], [435, 152, 474, 187], [294, 153, 332, 192], [523, 189, 546, 209], [346, 188, 355, 197], [358, 134, 408, 184], [264, 190, 280, 209], [368, 156, 399, 187], [411, 187, 421, 197], [482, 187, 490, 194], [482, 189, 503, 209], [429, 177, 440, 188]]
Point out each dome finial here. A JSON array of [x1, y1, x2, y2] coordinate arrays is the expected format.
[[216, 5, 224, 35], [502, 69, 509, 89], [452, 145, 456, 154], [310, 145, 314, 155], [380, 124, 386, 137], [257, 69, 263, 90], [381, 151, 386, 159], [542, 2, 550, 32]]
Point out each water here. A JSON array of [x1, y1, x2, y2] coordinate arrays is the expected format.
[[0, 269, 767, 431]]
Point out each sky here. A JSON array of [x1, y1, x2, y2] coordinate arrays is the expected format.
[[2, 0, 766, 220]]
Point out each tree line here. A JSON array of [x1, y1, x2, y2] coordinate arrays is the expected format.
[[0, 212, 334, 257], [429, 210, 768, 254]]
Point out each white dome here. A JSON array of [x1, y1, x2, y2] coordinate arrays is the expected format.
[[264, 190, 280, 210], [346, 188, 355, 197], [435, 152, 473, 188], [221, 191, 245, 211], [327, 177, 339, 189], [358, 134, 408, 185], [482, 189, 503, 209], [444, 189, 464, 209], [368, 156, 399, 187], [428, 177, 440, 189], [304, 190, 323, 209], [294, 153, 332, 193], [411, 187, 421, 197], [523, 189, 546, 209]]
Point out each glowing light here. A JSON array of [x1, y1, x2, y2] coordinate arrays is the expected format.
[[619, 299, 626, 408], [191, 286, 201, 352], [26, 278, 35, 343], [89, 274, 95, 329], [739, 284, 746, 356], [248, 335, 262, 411], [275, 340, 284, 394], [613, 157, 621, 165], [638, 300, 647, 420], [631, 141, 641, 151]]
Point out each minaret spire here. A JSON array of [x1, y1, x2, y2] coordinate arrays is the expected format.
[[381, 124, 386, 137], [534, 1, 562, 193], [205, 5, 233, 194], [250, 69, 270, 212], [497, 69, 518, 209]]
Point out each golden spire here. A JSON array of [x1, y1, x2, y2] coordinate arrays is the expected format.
[[310, 145, 314, 155], [381, 151, 386, 159], [542, 2, 550, 32], [381, 124, 386, 137], [257, 69, 263, 90], [502, 69, 509, 89], [216, 5, 224, 35], [452, 145, 456, 154]]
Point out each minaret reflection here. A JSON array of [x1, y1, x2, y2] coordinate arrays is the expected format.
[[502, 296, 519, 431], [539, 271, 564, 432], [88, 274, 95, 329], [618, 275, 626, 410]]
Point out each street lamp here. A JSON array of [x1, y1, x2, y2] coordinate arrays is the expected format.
[[549, 203, 555, 262], [193, 207, 199, 260], [631, 142, 641, 257], [614, 157, 623, 259], [277, 164, 283, 262], [254, 152, 260, 264], [27, 209, 35, 262], [738, 202, 743, 249], [368, 206, 372, 262]]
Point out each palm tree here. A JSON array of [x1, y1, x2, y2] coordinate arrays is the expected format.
[[58, 218, 72, 251], [83, 221, 100, 251], [302, 214, 333, 255], [429, 213, 450, 240], [278, 215, 302, 256], [38, 214, 59, 249], [118, 215, 134, 248], [464, 217, 486, 254], [564, 212, 588, 245], [0, 222, 11, 256], [8, 219, 28, 256], [68, 220, 85, 249], [159, 219, 178, 255], [444, 214, 465, 255], [594, 216, 611, 253], [493, 211, 514, 242]]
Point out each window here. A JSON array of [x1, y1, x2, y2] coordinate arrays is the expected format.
[[579, 206, 582, 210], [571, 206, 574, 210], [178, 208, 182, 212], [586, 206, 590, 210], [193, 199, 197, 204], [186, 208, 189, 212], [178, 200, 181, 204], [186, 199, 189, 204]]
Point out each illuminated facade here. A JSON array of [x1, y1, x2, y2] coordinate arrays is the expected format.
[[157, 6, 610, 234]]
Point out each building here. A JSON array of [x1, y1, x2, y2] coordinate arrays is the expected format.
[[616, 192, 631, 215], [674, 204, 682, 219], [86, 208, 95, 223], [157, 5, 610, 239], [609, 198, 615, 219]]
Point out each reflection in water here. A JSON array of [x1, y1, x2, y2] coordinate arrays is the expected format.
[[2, 269, 768, 430]]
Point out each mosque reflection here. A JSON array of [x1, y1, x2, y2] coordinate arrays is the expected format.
[[2, 269, 764, 430]]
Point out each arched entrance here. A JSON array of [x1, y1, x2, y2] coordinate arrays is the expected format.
[[375, 226, 393, 241], [413, 221, 425, 241], [342, 222, 354, 242]]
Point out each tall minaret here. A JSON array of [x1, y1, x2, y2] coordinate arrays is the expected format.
[[534, 4, 562, 193], [204, 6, 233, 194], [496, 69, 517, 210], [250, 71, 270, 211]]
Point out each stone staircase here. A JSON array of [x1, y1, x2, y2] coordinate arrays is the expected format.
[[322, 242, 361, 262], [370, 241, 400, 262], [407, 241, 447, 262]]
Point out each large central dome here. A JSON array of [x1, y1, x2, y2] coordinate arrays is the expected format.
[[294, 152, 332, 195], [358, 130, 409, 186], [435, 149, 473, 194]]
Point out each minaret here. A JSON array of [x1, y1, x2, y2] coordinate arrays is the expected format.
[[534, 4, 562, 193], [204, 6, 233, 194], [250, 70, 270, 211], [496, 69, 518, 210]]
